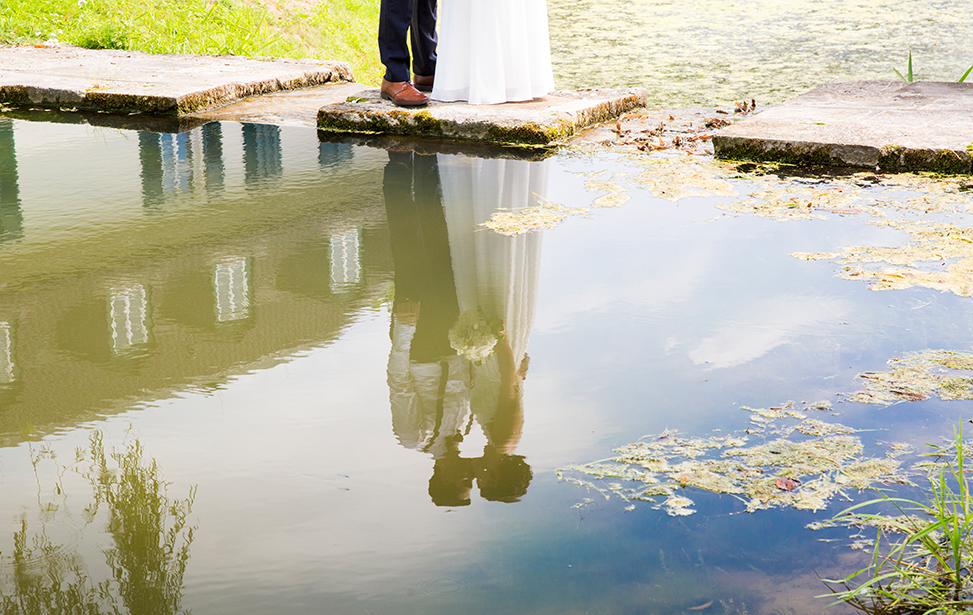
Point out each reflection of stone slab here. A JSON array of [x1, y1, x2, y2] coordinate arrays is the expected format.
[[2, 106, 213, 133], [0, 45, 352, 115], [713, 81, 973, 173], [318, 131, 556, 161], [317, 87, 647, 147]]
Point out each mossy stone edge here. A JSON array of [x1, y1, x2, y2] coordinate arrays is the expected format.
[[317, 91, 645, 148], [0, 67, 350, 116], [715, 135, 972, 175]]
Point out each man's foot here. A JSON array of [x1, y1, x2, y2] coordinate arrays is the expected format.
[[413, 74, 434, 93], [381, 79, 429, 107]]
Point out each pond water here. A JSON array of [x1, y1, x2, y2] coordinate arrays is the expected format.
[[2, 116, 973, 614], [548, 0, 973, 106]]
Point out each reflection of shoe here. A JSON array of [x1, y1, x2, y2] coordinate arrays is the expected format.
[[380, 79, 429, 107], [413, 74, 434, 92]]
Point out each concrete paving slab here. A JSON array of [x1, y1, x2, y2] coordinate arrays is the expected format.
[[190, 82, 368, 127], [3, 82, 370, 133], [0, 45, 352, 115], [713, 81, 973, 173], [317, 87, 647, 147]]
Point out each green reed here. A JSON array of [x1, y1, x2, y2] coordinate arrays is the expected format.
[[822, 424, 973, 615], [894, 50, 973, 83]]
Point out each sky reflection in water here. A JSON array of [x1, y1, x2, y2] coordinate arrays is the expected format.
[[2, 118, 972, 613]]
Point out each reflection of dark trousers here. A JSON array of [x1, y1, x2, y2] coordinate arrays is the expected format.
[[378, 0, 437, 82], [384, 152, 458, 363]]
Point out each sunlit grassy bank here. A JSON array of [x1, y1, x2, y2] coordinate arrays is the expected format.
[[0, 0, 383, 84]]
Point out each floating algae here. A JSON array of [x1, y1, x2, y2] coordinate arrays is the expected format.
[[584, 180, 626, 193], [744, 403, 806, 422], [591, 192, 630, 208], [828, 220, 973, 297], [559, 404, 913, 516], [794, 419, 856, 437], [584, 178, 631, 208], [629, 157, 738, 201], [497, 119, 973, 244], [479, 200, 590, 236], [847, 350, 973, 405]]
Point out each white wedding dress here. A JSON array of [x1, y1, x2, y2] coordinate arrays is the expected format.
[[431, 0, 555, 105]]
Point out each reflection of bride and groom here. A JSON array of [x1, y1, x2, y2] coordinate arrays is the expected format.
[[384, 152, 547, 506]]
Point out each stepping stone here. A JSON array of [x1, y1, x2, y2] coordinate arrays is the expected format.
[[0, 45, 351, 115], [317, 87, 647, 148], [713, 81, 973, 173]]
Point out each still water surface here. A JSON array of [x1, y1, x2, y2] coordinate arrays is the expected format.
[[1, 118, 972, 613]]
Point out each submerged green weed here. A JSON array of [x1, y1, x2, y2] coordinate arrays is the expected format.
[[822, 424, 973, 615]]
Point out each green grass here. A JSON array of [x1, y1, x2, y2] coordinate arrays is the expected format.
[[822, 424, 973, 615], [0, 0, 383, 84]]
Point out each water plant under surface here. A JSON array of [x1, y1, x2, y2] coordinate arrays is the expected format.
[[821, 424, 973, 615]]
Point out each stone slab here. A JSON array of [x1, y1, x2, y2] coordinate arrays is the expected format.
[[190, 82, 368, 127], [713, 81, 973, 173], [317, 87, 648, 147], [0, 45, 352, 115]]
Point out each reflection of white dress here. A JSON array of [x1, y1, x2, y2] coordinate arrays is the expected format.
[[438, 154, 547, 424], [431, 0, 555, 104], [387, 319, 472, 459]]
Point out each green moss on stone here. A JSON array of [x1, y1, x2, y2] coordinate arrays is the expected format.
[[878, 145, 905, 171], [901, 148, 935, 171], [410, 110, 444, 135], [877, 146, 969, 174], [933, 149, 971, 175], [714, 137, 835, 167], [486, 122, 564, 145], [0, 86, 32, 106], [85, 92, 179, 115], [318, 109, 398, 134]]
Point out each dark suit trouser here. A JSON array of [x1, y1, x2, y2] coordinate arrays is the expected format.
[[378, 0, 437, 83]]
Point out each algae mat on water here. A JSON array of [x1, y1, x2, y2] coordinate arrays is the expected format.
[[561, 348, 973, 522], [558, 401, 915, 517], [548, 0, 973, 106]]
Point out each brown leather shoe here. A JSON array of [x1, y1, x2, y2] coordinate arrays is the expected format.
[[413, 74, 434, 92], [381, 79, 429, 107]]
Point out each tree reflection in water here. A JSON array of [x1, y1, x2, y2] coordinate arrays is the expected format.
[[0, 432, 195, 615]]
